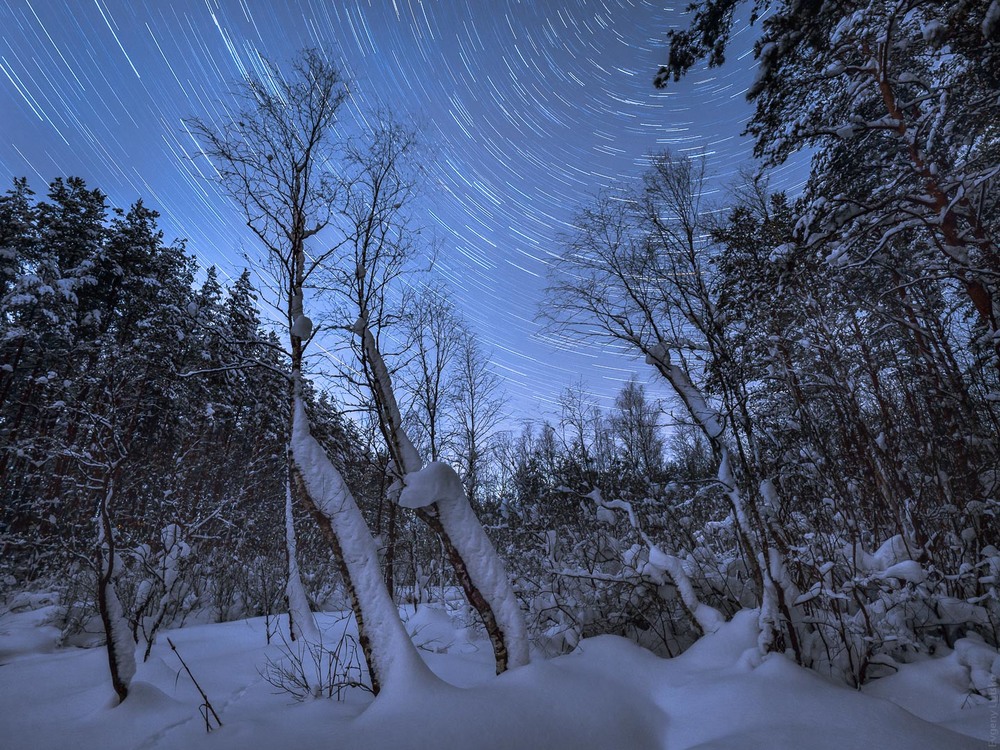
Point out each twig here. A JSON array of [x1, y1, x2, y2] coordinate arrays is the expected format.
[[167, 637, 222, 732]]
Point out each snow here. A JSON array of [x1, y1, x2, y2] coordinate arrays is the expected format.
[[356, 321, 423, 472], [404, 604, 464, 653], [865, 640, 1000, 739], [290, 314, 313, 339], [284, 477, 320, 646], [921, 20, 943, 42], [0, 604, 990, 749], [879, 560, 927, 584], [398, 461, 465, 509], [432, 475, 531, 668], [953, 635, 1000, 695], [595, 505, 617, 524], [648, 542, 724, 634], [644, 341, 669, 367], [589, 489, 728, 637], [665, 361, 725, 440], [0, 594, 62, 664], [103, 573, 137, 690]]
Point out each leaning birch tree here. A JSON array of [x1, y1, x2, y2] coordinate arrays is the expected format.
[[327, 120, 529, 673]]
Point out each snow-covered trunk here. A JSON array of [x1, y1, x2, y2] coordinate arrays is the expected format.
[[95, 471, 136, 704], [716, 448, 782, 656], [285, 473, 320, 645], [285, 251, 433, 695], [411, 478, 530, 670], [358, 322, 529, 671], [289, 387, 434, 696], [646, 346, 798, 658]]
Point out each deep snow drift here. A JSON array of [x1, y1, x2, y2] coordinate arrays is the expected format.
[[0, 600, 994, 749]]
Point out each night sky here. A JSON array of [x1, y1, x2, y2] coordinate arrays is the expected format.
[[0, 1, 796, 421]]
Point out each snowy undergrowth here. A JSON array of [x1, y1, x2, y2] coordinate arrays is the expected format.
[[0, 602, 994, 749]]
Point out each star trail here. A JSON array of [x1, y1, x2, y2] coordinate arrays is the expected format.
[[0, 0, 784, 420]]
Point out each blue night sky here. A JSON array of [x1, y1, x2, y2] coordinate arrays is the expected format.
[[0, 1, 799, 421]]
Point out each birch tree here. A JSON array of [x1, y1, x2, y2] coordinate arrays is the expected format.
[[326, 120, 529, 673], [189, 50, 430, 695]]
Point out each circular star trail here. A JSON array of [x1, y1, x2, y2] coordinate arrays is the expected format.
[[0, 0, 783, 422]]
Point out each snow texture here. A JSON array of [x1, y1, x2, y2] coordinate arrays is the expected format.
[[358, 322, 423, 472], [878, 560, 927, 584], [103, 573, 137, 690], [648, 543, 725, 635], [0, 606, 989, 749], [290, 314, 312, 340], [96, 485, 137, 701], [953, 634, 1000, 696], [433, 476, 531, 668], [664, 360, 725, 441], [398, 461, 464, 510]]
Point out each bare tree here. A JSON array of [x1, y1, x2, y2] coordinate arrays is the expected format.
[[324, 119, 529, 673], [610, 377, 665, 483], [545, 153, 800, 656], [188, 50, 430, 695], [453, 332, 507, 507], [401, 288, 465, 463], [400, 288, 508, 507]]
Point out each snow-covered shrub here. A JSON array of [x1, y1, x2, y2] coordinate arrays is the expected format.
[[89, 524, 202, 662], [501, 483, 738, 658]]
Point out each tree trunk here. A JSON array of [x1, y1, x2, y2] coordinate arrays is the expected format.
[[288, 388, 434, 696], [95, 470, 135, 704], [358, 324, 529, 672], [284, 472, 320, 645]]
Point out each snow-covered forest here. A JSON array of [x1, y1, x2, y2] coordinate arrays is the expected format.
[[2, 1, 999, 748]]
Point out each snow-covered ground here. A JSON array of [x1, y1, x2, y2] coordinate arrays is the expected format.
[[0, 601, 994, 749]]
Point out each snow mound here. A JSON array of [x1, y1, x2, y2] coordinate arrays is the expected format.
[[650, 610, 986, 749], [405, 605, 458, 653], [0, 608, 989, 749], [0, 601, 63, 664]]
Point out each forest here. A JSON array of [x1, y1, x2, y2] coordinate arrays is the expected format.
[[1, 1, 999, 748]]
